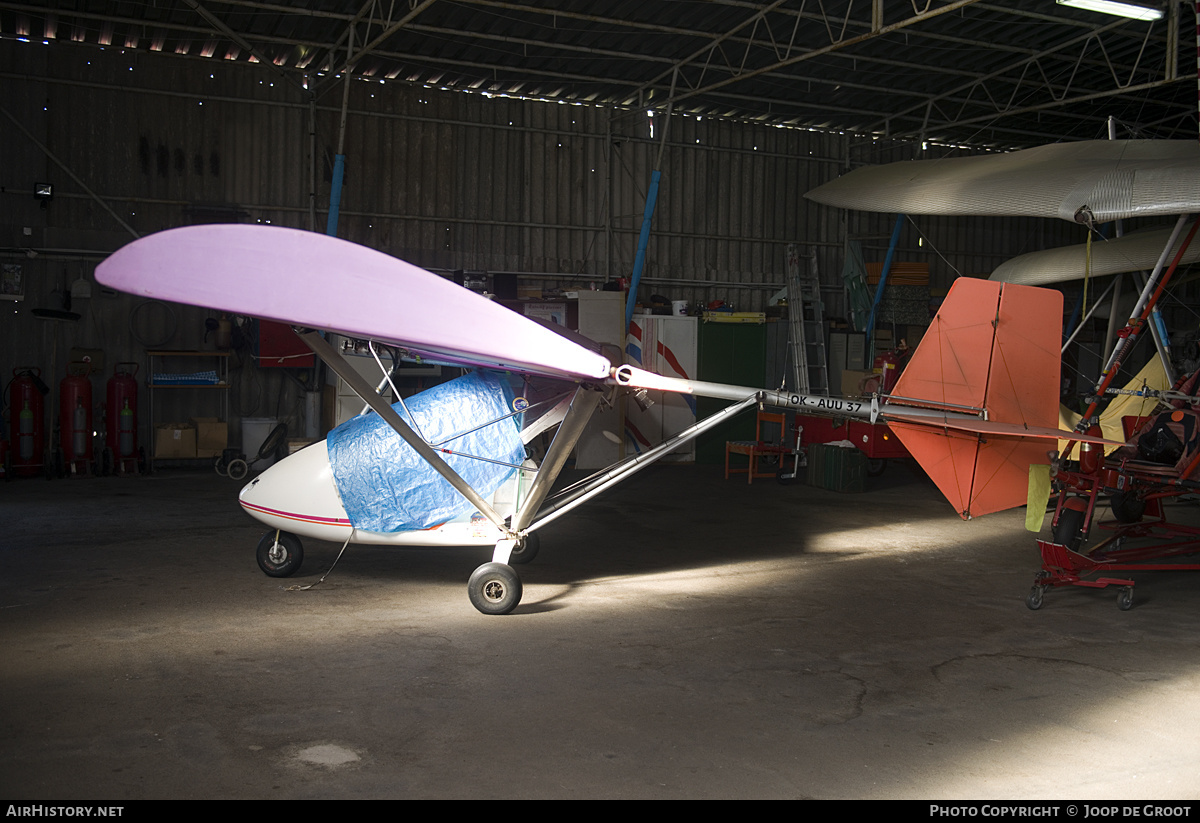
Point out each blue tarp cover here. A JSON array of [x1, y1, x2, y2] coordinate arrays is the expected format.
[[327, 371, 523, 532]]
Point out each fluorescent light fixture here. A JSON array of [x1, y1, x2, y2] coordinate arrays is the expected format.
[[1056, 0, 1164, 21]]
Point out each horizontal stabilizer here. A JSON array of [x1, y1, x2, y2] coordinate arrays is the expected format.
[[885, 413, 1117, 444], [96, 225, 612, 382]]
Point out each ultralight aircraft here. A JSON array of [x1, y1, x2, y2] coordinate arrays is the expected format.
[[95, 221, 1107, 613]]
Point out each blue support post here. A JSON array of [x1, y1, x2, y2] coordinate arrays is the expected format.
[[867, 214, 905, 353], [626, 170, 662, 328], [326, 154, 346, 237]]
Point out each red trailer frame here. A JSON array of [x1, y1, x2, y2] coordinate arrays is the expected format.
[[796, 412, 910, 476]]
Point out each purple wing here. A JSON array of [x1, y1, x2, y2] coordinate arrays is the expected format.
[[96, 225, 612, 381]]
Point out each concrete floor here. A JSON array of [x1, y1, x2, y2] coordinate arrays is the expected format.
[[4, 461, 1200, 800]]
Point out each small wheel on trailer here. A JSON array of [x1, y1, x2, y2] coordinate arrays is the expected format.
[[468, 562, 523, 615], [776, 461, 795, 485], [1117, 586, 1134, 611], [509, 532, 540, 565], [213, 455, 227, 476], [226, 458, 249, 481], [256, 530, 304, 577], [1026, 585, 1045, 611]]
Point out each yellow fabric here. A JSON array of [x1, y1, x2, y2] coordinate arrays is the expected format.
[[1026, 463, 1051, 532], [1059, 357, 1169, 454]]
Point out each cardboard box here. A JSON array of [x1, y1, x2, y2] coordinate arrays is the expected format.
[[155, 422, 196, 459], [841, 369, 877, 398], [191, 417, 228, 459], [286, 438, 317, 455]]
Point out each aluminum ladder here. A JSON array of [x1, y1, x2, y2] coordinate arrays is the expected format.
[[785, 244, 829, 395]]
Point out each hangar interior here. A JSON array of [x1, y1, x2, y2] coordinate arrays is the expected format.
[[5, 0, 1200, 800]]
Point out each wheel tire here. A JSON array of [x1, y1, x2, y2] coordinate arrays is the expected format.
[[1053, 505, 1086, 551], [467, 562, 522, 615], [226, 458, 249, 481], [1117, 586, 1134, 611], [866, 458, 887, 477], [509, 532, 540, 565], [1111, 491, 1145, 524], [256, 531, 304, 577], [213, 455, 227, 476], [1026, 585, 1045, 611]]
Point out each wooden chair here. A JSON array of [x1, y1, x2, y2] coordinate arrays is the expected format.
[[725, 411, 794, 484]]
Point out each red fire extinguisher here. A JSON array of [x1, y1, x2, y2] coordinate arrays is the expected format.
[[106, 362, 139, 474], [872, 340, 911, 395], [9, 367, 47, 478], [60, 362, 94, 474]]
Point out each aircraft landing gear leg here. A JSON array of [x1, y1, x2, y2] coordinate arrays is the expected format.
[[468, 562, 522, 615]]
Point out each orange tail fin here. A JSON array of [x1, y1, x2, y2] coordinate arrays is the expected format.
[[886, 278, 1063, 519]]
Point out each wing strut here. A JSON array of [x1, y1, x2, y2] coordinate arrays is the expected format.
[[509, 386, 602, 533], [298, 330, 512, 535]]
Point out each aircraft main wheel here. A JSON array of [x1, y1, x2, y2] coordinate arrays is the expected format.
[[468, 562, 522, 615], [1117, 586, 1134, 611], [257, 531, 303, 577], [1052, 506, 1086, 551], [1026, 585, 1045, 611], [509, 533, 540, 565]]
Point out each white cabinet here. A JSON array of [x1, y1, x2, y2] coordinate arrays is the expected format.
[[625, 315, 698, 461]]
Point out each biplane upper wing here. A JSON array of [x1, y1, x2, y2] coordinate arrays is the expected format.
[[805, 140, 1200, 224], [95, 224, 612, 382]]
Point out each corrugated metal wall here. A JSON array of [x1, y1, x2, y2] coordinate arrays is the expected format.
[[1, 39, 1087, 455]]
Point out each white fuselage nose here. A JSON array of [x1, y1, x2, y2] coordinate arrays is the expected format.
[[239, 441, 354, 542], [238, 441, 518, 547]]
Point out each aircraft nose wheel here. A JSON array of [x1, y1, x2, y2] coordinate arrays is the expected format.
[[468, 562, 522, 615], [256, 530, 304, 577]]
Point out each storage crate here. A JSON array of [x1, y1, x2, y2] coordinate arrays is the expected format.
[[806, 443, 866, 493]]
